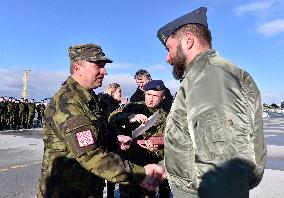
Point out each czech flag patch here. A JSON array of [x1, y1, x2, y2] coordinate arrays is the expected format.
[[76, 130, 94, 147]]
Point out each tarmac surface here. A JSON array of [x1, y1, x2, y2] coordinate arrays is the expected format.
[[0, 117, 283, 198]]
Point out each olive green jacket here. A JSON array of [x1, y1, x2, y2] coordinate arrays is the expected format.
[[38, 77, 145, 198], [164, 50, 266, 197]]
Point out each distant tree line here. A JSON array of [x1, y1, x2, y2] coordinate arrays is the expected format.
[[263, 103, 283, 109]]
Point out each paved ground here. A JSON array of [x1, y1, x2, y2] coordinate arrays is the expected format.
[[250, 117, 284, 198], [0, 117, 283, 198]]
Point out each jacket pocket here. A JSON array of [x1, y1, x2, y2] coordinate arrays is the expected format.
[[193, 107, 237, 161], [165, 109, 194, 181]]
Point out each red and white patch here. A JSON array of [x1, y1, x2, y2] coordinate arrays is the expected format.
[[76, 130, 94, 147]]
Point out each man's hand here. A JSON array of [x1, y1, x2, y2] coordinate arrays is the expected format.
[[128, 114, 148, 124], [137, 140, 159, 152], [121, 97, 129, 106], [117, 135, 132, 150], [141, 164, 166, 191]]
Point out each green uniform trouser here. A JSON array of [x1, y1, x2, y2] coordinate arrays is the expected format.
[[28, 114, 35, 128]]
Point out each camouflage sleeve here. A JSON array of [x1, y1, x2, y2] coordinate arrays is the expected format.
[[55, 102, 146, 185], [149, 112, 167, 159]]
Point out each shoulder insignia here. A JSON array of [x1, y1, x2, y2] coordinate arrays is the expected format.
[[76, 129, 95, 147]]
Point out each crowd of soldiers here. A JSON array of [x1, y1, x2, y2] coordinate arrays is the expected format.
[[0, 96, 46, 131]]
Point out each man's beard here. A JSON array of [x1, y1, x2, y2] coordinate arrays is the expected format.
[[171, 43, 187, 80]]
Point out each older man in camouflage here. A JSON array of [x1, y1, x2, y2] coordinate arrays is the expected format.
[[37, 44, 165, 198], [109, 80, 171, 198]]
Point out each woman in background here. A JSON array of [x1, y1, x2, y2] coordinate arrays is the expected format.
[[98, 83, 128, 198]]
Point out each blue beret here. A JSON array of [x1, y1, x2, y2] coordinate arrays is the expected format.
[[143, 80, 165, 92], [157, 7, 208, 46]]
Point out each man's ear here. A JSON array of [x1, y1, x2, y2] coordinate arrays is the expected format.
[[183, 32, 194, 50], [73, 63, 81, 76]]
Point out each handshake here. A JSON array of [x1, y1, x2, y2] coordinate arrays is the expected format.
[[141, 164, 167, 191]]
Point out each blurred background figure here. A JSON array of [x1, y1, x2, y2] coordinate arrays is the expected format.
[[18, 98, 26, 129], [6, 97, 14, 130], [98, 82, 128, 198], [99, 83, 128, 117], [0, 96, 7, 130], [36, 100, 46, 128], [27, 99, 36, 128], [130, 69, 151, 103]]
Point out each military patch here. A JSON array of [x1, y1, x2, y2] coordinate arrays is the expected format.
[[76, 130, 94, 147]]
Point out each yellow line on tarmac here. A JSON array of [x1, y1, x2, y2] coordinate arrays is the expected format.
[[0, 161, 41, 173]]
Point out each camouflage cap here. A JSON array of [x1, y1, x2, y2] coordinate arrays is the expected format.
[[68, 44, 113, 64]]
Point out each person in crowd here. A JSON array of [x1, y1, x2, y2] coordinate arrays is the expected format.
[[130, 69, 152, 103], [109, 80, 171, 198], [98, 82, 127, 198], [36, 100, 46, 128], [37, 43, 165, 198], [27, 99, 36, 128], [0, 96, 7, 130]]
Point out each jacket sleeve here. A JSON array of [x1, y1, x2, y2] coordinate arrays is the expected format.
[[54, 102, 145, 185], [186, 66, 264, 196]]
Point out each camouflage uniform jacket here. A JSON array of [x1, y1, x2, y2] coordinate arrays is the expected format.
[[18, 102, 25, 114], [0, 101, 7, 115], [28, 102, 36, 116], [6, 101, 13, 115], [38, 77, 145, 198], [0, 101, 7, 125], [109, 102, 168, 166], [164, 49, 267, 197], [37, 104, 46, 119]]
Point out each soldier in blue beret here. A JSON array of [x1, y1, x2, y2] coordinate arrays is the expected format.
[[157, 7, 266, 198], [109, 79, 171, 198], [143, 80, 165, 92], [131, 70, 173, 113]]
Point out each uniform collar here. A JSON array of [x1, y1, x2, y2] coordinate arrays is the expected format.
[[180, 49, 217, 82], [65, 76, 98, 104]]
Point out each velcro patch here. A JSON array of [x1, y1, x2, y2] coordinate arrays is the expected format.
[[76, 130, 94, 147]]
